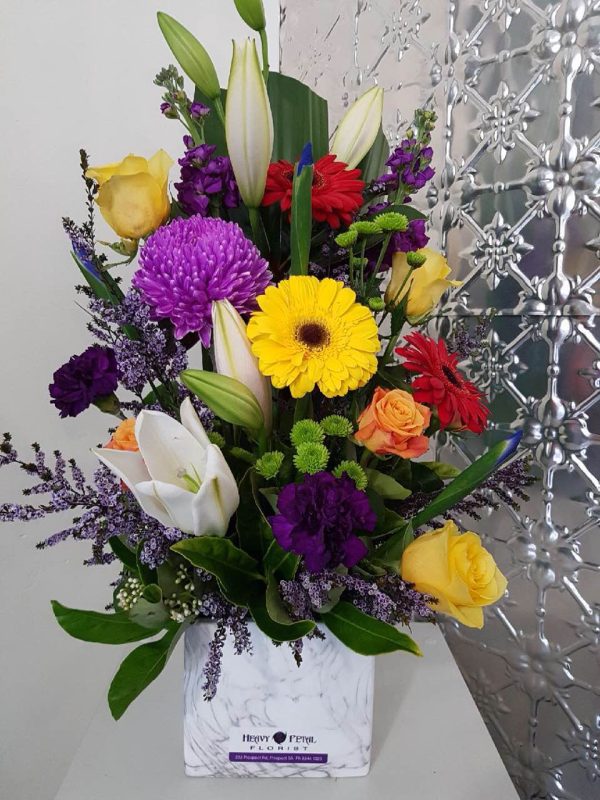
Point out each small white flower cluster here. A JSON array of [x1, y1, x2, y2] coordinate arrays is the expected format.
[[164, 565, 200, 623], [116, 575, 143, 611]]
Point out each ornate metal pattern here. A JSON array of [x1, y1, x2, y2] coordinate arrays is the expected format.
[[280, 2, 600, 798]]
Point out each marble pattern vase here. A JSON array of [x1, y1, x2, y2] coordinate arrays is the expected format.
[[183, 621, 375, 777]]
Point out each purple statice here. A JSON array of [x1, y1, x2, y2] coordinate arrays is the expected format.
[[280, 569, 435, 626], [63, 217, 103, 279], [197, 592, 252, 699], [398, 458, 535, 526], [49, 345, 119, 418], [175, 136, 239, 217], [447, 317, 491, 360], [270, 473, 376, 572], [86, 289, 191, 408], [134, 216, 271, 344], [0, 439, 186, 567]]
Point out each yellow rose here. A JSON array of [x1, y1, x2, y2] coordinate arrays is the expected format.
[[85, 150, 173, 240], [401, 519, 507, 628], [384, 247, 461, 322]]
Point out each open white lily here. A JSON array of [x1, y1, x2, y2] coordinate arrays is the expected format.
[[93, 398, 239, 537]]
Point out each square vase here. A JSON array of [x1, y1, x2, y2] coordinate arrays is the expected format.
[[183, 621, 375, 777]]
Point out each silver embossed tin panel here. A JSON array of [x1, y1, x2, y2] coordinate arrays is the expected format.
[[281, 2, 600, 799]]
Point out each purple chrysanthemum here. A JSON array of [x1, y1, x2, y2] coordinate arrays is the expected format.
[[175, 136, 239, 216], [133, 216, 271, 344], [49, 345, 119, 418], [270, 472, 376, 573]]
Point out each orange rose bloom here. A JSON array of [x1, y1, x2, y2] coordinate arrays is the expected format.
[[355, 387, 430, 458], [104, 418, 138, 451]]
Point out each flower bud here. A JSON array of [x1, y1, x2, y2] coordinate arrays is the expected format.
[[180, 369, 264, 434], [330, 86, 384, 169], [233, 0, 266, 31], [212, 300, 272, 432], [157, 12, 221, 100], [225, 39, 274, 207]]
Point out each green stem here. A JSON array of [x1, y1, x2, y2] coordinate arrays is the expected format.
[[364, 232, 392, 297], [248, 206, 269, 255], [259, 28, 269, 84], [213, 96, 226, 128], [359, 240, 367, 293], [180, 108, 204, 146]]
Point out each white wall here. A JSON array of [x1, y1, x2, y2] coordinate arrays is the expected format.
[[0, 2, 279, 797]]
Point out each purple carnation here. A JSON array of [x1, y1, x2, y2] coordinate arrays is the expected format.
[[49, 345, 118, 418], [175, 136, 240, 216], [270, 473, 376, 573], [133, 216, 271, 344]]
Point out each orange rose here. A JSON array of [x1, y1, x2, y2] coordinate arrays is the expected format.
[[355, 387, 430, 458], [105, 418, 138, 451]]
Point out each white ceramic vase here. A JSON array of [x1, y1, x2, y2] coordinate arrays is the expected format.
[[183, 621, 375, 777]]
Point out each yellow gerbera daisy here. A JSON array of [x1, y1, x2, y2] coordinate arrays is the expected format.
[[247, 276, 380, 398]]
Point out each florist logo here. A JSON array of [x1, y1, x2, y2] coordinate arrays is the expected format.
[[241, 730, 318, 750], [231, 729, 327, 765]]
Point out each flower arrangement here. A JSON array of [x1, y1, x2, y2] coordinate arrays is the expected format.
[[1, 0, 532, 719]]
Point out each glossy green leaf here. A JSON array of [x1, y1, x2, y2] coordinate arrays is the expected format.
[[365, 468, 412, 500], [374, 523, 414, 565], [171, 536, 265, 607], [108, 621, 183, 719], [51, 601, 163, 644], [320, 601, 421, 656], [267, 72, 329, 161], [263, 539, 300, 580], [290, 163, 313, 276], [250, 589, 315, 642], [108, 536, 138, 572], [128, 586, 170, 630], [412, 434, 522, 528], [420, 460, 462, 479], [236, 471, 273, 561]]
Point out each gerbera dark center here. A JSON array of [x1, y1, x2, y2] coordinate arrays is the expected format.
[[442, 364, 461, 387], [297, 322, 330, 348]]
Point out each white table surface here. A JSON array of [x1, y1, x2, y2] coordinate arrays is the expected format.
[[54, 625, 518, 800]]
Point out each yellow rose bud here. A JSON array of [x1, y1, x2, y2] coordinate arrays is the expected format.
[[85, 150, 173, 240], [401, 519, 507, 629], [384, 247, 461, 322]]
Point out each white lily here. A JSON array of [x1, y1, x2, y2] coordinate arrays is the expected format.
[[330, 86, 384, 169], [225, 38, 273, 208], [93, 398, 239, 537], [212, 299, 272, 433]]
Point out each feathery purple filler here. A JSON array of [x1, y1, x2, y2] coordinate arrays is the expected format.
[[133, 216, 271, 345]]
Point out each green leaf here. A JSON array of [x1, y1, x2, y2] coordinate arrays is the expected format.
[[195, 87, 228, 154], [320, 601, 421, 656], [372, 506, 406, 537], [236, 472, 273, 561], [377, 365, 411, 392], [290, 162, 313, 276], [108, 621, 183, 719], [373, 523, 414, 565], [171, 537, 265, 607], [357, 126, 389, 184], [128, 586, 170, 630], [267, 72, 329, 161], [108, 536, 138, 572], [420, 460, 462, 479], [51, 601, 163, 644], [365, 468, 412, 500], [412, 434, 521, 528], [249, 590, 315, 642], [71, 251, 122, 304], [410, 461, 444, 494], [263, 539, 300, 580]]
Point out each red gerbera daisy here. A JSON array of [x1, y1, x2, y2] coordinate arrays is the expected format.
[[395, 331, 489, 434], [262, 154, 365, 229]]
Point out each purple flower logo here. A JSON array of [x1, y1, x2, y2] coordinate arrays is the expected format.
[[273, 731, 287, 744]]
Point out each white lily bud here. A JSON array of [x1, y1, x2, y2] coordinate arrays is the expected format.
[[225, 39, 274, 208], [212, 300, 272, 433], [330, 86, 385, 169]]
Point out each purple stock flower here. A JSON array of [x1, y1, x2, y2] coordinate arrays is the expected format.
[[376, 138, 435, 196], [133, 216, 271, 344], [49, 345, 118, 418], [392, 218, 430, 253], [189, 102, 210, 119], [175, 136, 239, 216], [270, 473, 376, 572]]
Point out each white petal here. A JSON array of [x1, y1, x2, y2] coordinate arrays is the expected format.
[[180, 396, 211, 449], [192, 445, 240, 536], [135, 409, 206, 488], [93, 448, 172, 527], [137, 480, 195, 534]]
